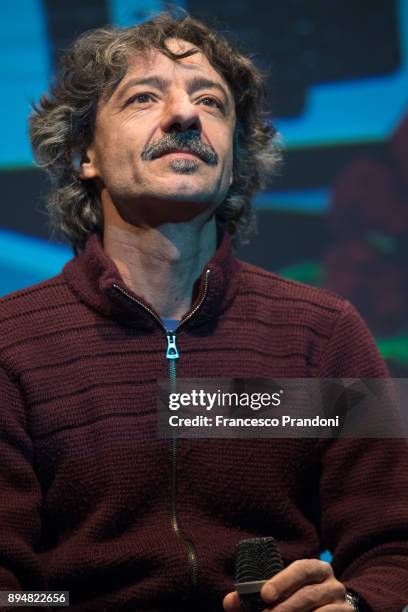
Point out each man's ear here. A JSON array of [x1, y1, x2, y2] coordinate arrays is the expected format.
[[78, 148, 99, 180]]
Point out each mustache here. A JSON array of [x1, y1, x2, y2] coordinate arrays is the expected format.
[[141, 131, 218, 165]]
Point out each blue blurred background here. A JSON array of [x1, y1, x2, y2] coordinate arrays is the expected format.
[[1, 0, 407, 374]]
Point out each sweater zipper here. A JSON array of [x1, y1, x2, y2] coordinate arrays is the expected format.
[[112, 268, 211, 590]]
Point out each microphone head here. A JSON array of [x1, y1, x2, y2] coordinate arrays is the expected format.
[[235, 537, 284, 584]]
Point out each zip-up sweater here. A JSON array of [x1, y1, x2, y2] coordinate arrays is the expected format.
[[0, 226, 407, 612]]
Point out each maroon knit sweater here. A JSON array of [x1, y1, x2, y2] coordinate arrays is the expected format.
[[0, 227, 407, 612]]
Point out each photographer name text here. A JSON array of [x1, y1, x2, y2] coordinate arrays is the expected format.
[[168, 415, 340, 428]]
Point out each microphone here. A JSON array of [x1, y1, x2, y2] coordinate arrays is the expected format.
[[234, 537, 284, 612]]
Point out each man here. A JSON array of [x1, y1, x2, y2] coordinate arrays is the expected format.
[[0, 12, 407, 612]]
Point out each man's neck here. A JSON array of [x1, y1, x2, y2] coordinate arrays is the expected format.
[[103, 215, 217, 320]]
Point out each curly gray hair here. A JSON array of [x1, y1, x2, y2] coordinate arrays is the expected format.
[[30, 12, 281, 253]]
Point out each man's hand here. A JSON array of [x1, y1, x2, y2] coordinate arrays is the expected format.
[[223, 559, 351, 611]]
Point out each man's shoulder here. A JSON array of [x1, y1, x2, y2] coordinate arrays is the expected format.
[[238, 260, 346, 316], [0, 273, 71, 314], [0, 273, 75, 344]]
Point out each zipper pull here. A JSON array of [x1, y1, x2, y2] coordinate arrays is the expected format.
[[166, 334, 179, 360]]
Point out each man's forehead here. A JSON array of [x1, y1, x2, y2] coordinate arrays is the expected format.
[[124, 38, 228, 85]]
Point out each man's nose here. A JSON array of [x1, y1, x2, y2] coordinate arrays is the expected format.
[[160, 93, 202, 134]]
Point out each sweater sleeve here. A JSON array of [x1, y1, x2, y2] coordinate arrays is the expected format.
[[317, 300, 408, 611], [0, 364, 46, 591]]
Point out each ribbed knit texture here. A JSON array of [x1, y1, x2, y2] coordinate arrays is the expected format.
[[0, 227, 407, 611]]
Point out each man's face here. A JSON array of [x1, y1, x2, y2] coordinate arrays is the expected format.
[[80, 38, 236, 227]]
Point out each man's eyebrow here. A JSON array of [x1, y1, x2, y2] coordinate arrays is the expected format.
[[115, 74, 231, 104], [186, 76, 230, 102]]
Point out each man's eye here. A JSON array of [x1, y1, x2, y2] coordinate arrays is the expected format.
[[128, 93, 152, 104], [199, 97, 222, 110]]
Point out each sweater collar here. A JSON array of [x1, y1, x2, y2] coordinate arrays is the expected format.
[[63, 223, 241, 331]]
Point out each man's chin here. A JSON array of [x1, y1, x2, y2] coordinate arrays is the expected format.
[[148, 180, 218, 205]]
